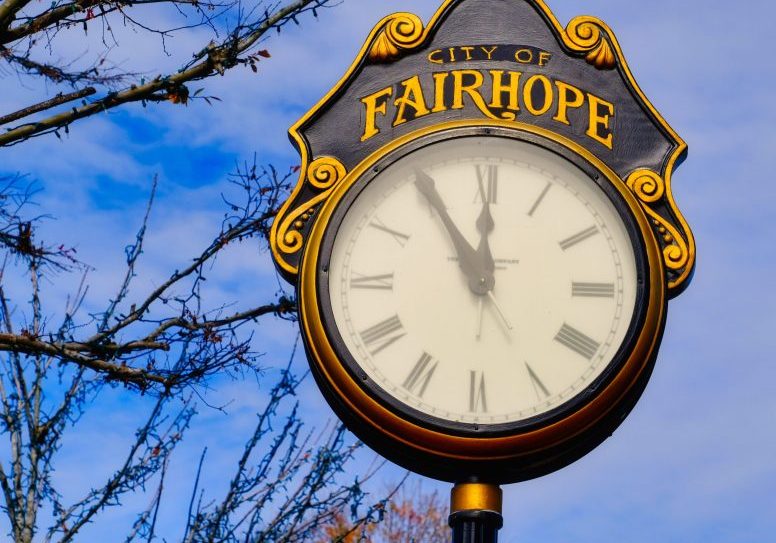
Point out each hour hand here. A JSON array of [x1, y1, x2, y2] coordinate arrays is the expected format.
[[475, 178, 496, 277]]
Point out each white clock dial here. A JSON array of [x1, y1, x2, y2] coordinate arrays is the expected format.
[[327, 136, 638, 425]]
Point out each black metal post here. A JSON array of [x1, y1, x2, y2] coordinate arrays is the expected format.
[[449, 483, 503, 543], [449, 510, 503, 543]]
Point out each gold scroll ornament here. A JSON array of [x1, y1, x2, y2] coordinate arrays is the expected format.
[[626, 169, 696, 294], [562, 16, 616, 70], [368, 13, 425, 63], [366, 10, 616, 70], [271, 157, 348, 275]]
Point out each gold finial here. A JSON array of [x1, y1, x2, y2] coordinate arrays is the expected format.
[[368, 13, 425, 64], [565, 17, 617, 70]]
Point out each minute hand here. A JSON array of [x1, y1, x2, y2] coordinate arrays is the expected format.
[[415, 170, 488, 294]]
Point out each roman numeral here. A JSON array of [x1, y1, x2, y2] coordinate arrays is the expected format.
[[528, 181, 551, 217], [369, 218, 410, 247], [475, 164, 498, 204], [360, 315, 405, 355], [572, 282, 615, 298], [559, 226, 599, 251], [525, 362, 550, 400], [469, 370, 488, 413], [403, 352, 438, 397], [554, 323, 601, 360], [350, 273, 394, 291]]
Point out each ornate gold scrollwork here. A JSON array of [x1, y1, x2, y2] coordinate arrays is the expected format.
[[626, 169, 695, 293], [368, 13, 425, 63], [272, 157, 348, 275], [563, 17, 616, 70]]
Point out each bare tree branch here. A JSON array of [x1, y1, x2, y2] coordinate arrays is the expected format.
[[1, 0, 105, 43], [0, 1, 406, 539], [1, 46, 131, 87], [0, 158, 396, 542], [0, 87, 95, 126], [0, 0, 330, 147], [52, 393, 192, 543]]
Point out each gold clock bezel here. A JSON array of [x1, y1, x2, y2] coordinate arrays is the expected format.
[[299, 120, 665, 467]]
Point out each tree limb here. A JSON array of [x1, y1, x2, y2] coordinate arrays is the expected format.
[[0, 296, 292, 389], [0, 0, 33, 32], [141, 298, 296, 344], [0, 88, 95, 126], [1, 0, 104, 43], [0, 0, 327, 147], [0, 0, 212, 44], [0, 333, 170, 387]]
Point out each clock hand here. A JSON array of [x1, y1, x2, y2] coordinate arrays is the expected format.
[[486, 291, 514, 331], [476, 296, 484, 340], [474, 173, 515, 334], [475, 176, 496, 280], [414, 170, 491, 295], [474, 180, 494, 341], [475, 290, 514, 338], [415, 169, 511, 336]]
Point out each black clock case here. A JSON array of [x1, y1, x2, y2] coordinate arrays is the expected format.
[[300, 127, 666, 483]]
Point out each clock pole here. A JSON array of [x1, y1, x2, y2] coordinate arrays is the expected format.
[[449, 482, 503, 543]]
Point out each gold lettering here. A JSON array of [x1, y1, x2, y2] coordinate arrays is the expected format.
[[515, 48, 534, 64], [393, 76, 431, 126], [361, 86, 393, 141], [481, 46, 498, 60], [523, 75, 553, 116], [452, 70, 501, 120], [489, 70, 521, 119], [432, 72, 449, 113], [460, 46, 475, 61], [428, 49, 444, 65], [451, 70, 480, 109], [360, 70, 613, 142], [586, 93, 615, 149], [553, 81, 585, 125], [448, 47, 457, 62], [539, 51, 552, 66]]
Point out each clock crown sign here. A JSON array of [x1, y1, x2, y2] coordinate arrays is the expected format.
[[270, 0, 694, 297]]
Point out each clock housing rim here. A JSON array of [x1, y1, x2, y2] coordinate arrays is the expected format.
[[298, 120, 665, 472], [315, 128, 646, 436]]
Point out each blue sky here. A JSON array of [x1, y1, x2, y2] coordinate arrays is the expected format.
[[2, 0, 775, 541]]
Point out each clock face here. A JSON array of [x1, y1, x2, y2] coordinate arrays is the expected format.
[[322, 135, 642, 430]]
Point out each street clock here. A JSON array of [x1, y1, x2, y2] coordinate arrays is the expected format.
[[271, 0, 694, 485]]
